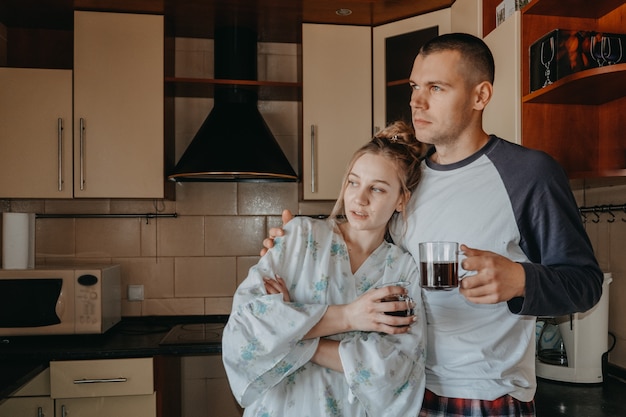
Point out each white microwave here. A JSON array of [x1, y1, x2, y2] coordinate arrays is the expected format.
[[0, 264, 121, 336]]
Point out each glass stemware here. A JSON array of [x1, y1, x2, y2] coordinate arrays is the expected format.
[[591, 34, 606, 67], [540, 37, 555, 87], [602, 36, 623, 65]]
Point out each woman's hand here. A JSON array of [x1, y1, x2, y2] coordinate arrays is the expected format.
[[304, 285, 417, 339], [260, 209, 294, 256], [345, 285, 417, 333], [263, 275, 291, 302]]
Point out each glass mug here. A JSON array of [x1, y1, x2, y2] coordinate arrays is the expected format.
[[375, 281, 414, 318], [419, 241, 466, 290]]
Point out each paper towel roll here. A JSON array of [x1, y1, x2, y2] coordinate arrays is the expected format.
[[2, 212, 35, 269]]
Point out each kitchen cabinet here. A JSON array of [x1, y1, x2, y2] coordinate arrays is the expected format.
[[0, 368, 54, 417], [0, 68, 73, 198], [73, 11, 165, 198], [483, 0, 626, 178], [0, 11, 167, 199], [50, 357, 156, 417], [373, 10, 450, 131], [302, 24, 372, 200], [373, 1, 480, 132], [180, 355, 242, 417], [483, 11, 522, 144]]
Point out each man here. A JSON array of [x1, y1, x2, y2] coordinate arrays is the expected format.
[[263, 33, 603, 417]]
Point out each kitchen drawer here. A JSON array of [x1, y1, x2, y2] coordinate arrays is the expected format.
[[50, 357, 153, 398]]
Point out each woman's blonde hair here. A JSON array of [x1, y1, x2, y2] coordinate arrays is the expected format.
[[329, 120, 424, 226]]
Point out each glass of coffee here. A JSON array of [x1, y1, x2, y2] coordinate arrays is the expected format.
[[419, 241, 463, 290], [375, 281, 414, 317]]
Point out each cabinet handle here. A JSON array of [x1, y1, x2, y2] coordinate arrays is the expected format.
[[37, 406, 43, 417], [57, 118, 64, 192], [73, 377, 128, 384], [310, 124, 316, 193], [61, 404, 67, 417], [79, 118, 85, 191]]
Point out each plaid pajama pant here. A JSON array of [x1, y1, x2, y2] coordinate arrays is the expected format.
[[419, 389, 536, 417]]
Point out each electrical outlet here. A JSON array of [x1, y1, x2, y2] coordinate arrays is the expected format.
[[128, 284, 144, 301]]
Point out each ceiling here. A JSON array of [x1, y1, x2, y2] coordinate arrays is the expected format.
[[0, 0, 455, 43]]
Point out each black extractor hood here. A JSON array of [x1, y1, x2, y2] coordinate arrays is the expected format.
[[168, 26, 297, 182]]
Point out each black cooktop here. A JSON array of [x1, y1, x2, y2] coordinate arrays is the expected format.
[[159, 323, 224, 346]]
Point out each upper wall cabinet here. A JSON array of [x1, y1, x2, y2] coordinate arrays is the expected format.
[[484, 0, 626, 179], [73, 11, 165, 198], [0, 68, 73, 198], [372, 1, 480, 132], [0, 11, 169, 199], [373, 9, 452, 131], [302, 24, 372, 200], [483, 11, 522, 144]]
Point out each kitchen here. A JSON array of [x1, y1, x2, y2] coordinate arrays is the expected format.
[[1, 0, 626, 416]]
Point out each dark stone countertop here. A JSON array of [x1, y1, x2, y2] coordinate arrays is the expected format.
[[0, 315, 228, 400]]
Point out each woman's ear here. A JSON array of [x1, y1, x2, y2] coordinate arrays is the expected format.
[[395, 191, 411, 213]]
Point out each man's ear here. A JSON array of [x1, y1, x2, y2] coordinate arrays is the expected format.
[[474, 81, 493, 111]]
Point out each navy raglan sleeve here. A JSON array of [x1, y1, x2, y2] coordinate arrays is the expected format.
[[491, 140, 603, 316]]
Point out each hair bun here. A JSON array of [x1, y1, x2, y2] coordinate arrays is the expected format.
[[375, 121, 425, 158]]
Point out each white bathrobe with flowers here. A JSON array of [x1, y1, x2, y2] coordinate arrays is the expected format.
[[222, 216, 426, 417]]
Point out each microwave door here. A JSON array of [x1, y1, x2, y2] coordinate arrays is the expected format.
[[0, 278, 63, 327]]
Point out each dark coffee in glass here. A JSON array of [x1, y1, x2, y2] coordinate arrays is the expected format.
[[420, 261, 458, 290], [419, 242, 461, 290]]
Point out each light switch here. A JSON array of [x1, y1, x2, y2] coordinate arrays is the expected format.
[[128, 284, 144, 301]]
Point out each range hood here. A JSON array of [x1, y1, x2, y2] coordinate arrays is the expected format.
[[168, 26, 297, 182]]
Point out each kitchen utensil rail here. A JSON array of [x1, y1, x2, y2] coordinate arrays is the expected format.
[[35, 213, 177, 224], [578, 204, 626, 222]]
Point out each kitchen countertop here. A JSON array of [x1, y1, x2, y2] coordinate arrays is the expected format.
[[0, 315, 228, 400], [3, 315, 626, 416]]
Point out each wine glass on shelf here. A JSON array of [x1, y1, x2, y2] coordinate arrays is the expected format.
[[590, 34, 606, 67], [602, 36, 623, 65], [540, 36, 555, 87]]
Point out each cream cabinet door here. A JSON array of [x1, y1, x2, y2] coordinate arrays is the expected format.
[[302, 24, 372, 200], [0, 396, 55, 417], [0, 368, 53, 417], [55, 393, 156, 417], [0, 68, 73, 198], [450, 0, 482, 37], [483, 11, 522, 144], [73, 11, 164, 198]]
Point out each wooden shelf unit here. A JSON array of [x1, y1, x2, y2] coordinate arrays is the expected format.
[[484, 0, 626, 179]]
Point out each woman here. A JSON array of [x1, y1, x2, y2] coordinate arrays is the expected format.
[[222, 121, 426, 417]]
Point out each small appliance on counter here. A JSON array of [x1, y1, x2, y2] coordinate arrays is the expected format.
[[536, 272, 613, 383], [0, 264, 121, 336]]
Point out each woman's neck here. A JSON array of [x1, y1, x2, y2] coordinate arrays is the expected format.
[[338, 222, 386, 273]]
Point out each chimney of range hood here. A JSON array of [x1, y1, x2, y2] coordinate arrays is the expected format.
[[168, 25, 298, 182]]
